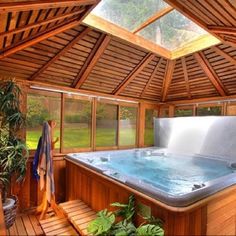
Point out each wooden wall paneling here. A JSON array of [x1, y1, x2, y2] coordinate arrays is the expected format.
[[161, 60, 176, 101], [0, 194, 6, 235], [74, 35, 111, 88]]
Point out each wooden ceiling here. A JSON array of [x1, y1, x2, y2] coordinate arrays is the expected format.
[[165, 0, 236, 48], [0, 0, 236, 103]]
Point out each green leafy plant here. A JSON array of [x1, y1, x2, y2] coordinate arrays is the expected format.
[[87, 209, 115, 235], [0, 79, 28, 202], [111, 195, 135, 222], [87, 195, 164, 236]]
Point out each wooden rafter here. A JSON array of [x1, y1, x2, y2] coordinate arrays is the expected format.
[[161, 60, 176, 102], [141, 57, 163, 97], [181, 57, 191, 99], [194, 52, 227, 96], [132, 6, 174, 34], [0, 9, 85, 38], [0, 0, 100, 12], [83, 14, 171, 59], [74, 35, 111, 89], [72, 33, 106, 88], [212, 46, 236, 65], [113, 53, 155, 95], [208, 26, 236, 36], [29, 27, 91, 81], [0, 19, 81, 60]]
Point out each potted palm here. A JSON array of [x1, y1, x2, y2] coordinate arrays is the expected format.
[[0, 79, 28, 228]]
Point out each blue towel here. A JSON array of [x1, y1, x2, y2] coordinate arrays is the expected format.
[[32, 136, 42, 180]]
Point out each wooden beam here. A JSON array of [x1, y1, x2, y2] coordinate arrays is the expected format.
[[133, 6, 174, 34], [194, 52, 227, 96], [29, 27, 91, 81], [74, 35, 111, 88], [83, 14, 171, 59], [212, 46, 236, 65], [113, 53, 156, 95], [0, 0, 100, 12], [0, 9, 85, 38], [161, 60, 176, 102], [171, 34, 220, 59], [141, 58, 163, 97], [208, 26, 236, 36], [181, 57, 191, 99], [72, 33, 106, 88]]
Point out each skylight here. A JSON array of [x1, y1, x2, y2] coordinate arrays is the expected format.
[[88, 0, 219, 58], [137, 10, 208, 50], [92, 0, 169, 31]]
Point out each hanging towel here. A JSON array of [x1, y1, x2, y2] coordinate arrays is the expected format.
[[32, 136, 42, 180], [38, 121, 55, 203]]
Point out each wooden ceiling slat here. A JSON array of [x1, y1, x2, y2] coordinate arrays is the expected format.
[[74, 35, 111, 88], [0, 9, 84, 39], [161, 60, 176, 102], [5, 12, 19, 48], [194, 52, 227, 96], [212, 46, 236, 65], [29, 27, 91, 80], [208, 26, 236, 36], [113, 53, 155, 95], [0, 0, 99, 12], [181, 57, 191, 99], [141, 58, 163, 98], [0, 18, 85, 59]]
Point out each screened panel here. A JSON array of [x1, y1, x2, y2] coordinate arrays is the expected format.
[[144, 109, 158, 146], [96, 102, 118, 147], [63, 96, 92, 149], [26, 91, 61, 150], [175, 107, 194, 117], [92, 0, 168, 31], [197, 106, 222, 116], [137, 10, 207, 50], [119, 106, 137, 146]]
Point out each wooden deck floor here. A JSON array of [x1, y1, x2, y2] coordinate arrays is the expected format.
[[7, 213, 44, 236]]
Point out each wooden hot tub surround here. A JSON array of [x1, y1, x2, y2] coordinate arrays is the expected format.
[[66, 158, 236, 236]]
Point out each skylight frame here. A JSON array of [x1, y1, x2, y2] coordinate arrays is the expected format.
[[84, 0, 221, 59]]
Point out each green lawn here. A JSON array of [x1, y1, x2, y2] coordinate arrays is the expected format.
[[26, 127, 154, 150]]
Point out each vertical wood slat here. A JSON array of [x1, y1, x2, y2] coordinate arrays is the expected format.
[[161, 60, 176, 101]]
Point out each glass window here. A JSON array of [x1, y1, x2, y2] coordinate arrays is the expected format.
[[137, 10, 208, 50], [96, 102, 118, 147], [144, 109, 158, 146], [92, 0, 168, 31], [26, 91, 61, 150], [197, 106, 222, 116], [175, 107, 194, 117], [119, 106, 137, 146], [63, 96, 92, 150]]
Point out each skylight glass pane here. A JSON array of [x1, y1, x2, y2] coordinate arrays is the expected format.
[[137, 10, 208, 50], [92, 0, 169, 31]]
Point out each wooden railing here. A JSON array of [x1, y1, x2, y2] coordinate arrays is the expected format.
[[0, 193, 7, 235]]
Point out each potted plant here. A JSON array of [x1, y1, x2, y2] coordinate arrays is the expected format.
[[0, 79, 28, 228]]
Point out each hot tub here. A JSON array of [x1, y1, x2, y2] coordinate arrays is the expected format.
[[65, 148, 236, 235]]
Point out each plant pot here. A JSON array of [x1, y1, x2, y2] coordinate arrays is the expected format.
[[3, 195, 18, 229]]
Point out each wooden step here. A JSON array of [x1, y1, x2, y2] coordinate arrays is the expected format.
[[59, 200, 97, 236], [40, 216, 78, 236]]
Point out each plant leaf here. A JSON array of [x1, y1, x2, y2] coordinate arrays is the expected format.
[[136, 224, 164, 236]]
